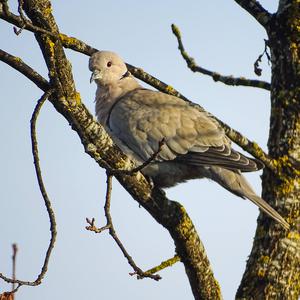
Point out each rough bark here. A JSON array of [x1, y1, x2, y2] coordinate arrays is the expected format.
[[237, 1, 300, 299]]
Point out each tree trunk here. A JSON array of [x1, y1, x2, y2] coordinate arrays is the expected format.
[[237, 1, 300, 299]]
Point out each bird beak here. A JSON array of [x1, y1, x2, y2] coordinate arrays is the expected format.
[[90, 70, 102, 83]]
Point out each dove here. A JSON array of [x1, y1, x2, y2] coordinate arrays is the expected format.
[[89, 51, 289, 230]]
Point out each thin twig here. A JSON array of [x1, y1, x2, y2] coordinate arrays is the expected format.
[[109, 139, 165, 176], [30, 90, 57, 285], [86, 174, 161, 281], [13, 0, 27, 35], [139, 254, 180, 278], [0, 2, 270, 93], [17, 0, 26, 23], [13, 23, 25, 35], [0, 0, 58, 39], [0, 5, 186, 99], [11, 244, 17, 295], [0, 90, 57, 288], [171, 24, 271, 91], [254, 39, 271, 76], [85, 139, 164, 182]]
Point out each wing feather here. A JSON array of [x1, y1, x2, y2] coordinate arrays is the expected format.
[[108, 88, 263, 172]]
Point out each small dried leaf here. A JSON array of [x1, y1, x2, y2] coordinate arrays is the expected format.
[[0, 292, 14, 300], [254, 56, 262, 76]]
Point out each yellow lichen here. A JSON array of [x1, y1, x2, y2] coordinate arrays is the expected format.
[[276, 177, 298, 195], [214, 279, 222, 299], [13, 57, 22, 62], [165, 85, 176, 93], [44, 6, 52, 16], [59, 34, 79, 48], [287, 232, 300, 240], [257, 269, 266, 278], [46, 36, 55, 57], [272, 154, 299, 181], [49, 70, 55, 77], [261, 255, 270, 264], [74, 92, 81, 105], [251, 142, 265, 159], [144, 255, 180, 275]]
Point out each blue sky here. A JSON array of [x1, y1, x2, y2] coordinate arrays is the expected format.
[[0, 1, 278, 299]]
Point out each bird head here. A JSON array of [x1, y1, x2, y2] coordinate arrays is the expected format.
[[89, 51, 128, 86]]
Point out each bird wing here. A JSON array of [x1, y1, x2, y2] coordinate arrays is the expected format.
[[108, 88, 262, 172]]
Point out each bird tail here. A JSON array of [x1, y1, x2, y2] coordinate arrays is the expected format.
[[208, 167, 290, 230], [245, 193, 290, 230]]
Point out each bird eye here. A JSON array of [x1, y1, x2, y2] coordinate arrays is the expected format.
[[107, 61, 112, 67]]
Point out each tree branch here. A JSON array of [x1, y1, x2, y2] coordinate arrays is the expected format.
[[0, 0, 57, 38], [253, 39, 271, 76], [0, 49, 49, 91], [0, 46, 283, 176], [0, 3, 187, 100], [97, 139, 165, 176], [0, 0, 278, 172], [0, 44, 222, 295], [49, 34, 278, 171], [86, 174, 161, 281], [11, 244, 17, 294], [0, 90, 57, 288], [30, 90, 57, 284], [143, 255, 180, 277], [234, 0, 272, 28], [171, 24, 271, 91], [15, 1, 222, 298], [0, 13, 275, 175]]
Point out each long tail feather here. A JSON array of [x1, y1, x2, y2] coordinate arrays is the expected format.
[[246, 194, 289, 230], [208, 167, 290, 230]]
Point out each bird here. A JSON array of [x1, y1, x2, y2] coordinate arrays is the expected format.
[[89, 50, 289, 230]]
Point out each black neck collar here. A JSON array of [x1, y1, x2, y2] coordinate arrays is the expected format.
[[120, 70, 130, 80]]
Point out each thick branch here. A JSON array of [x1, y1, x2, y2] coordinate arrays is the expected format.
[[234, 0, 272, 28], [18, 1, 221, 299], [171, 24, 271, 91], [0, 47, 222, 296]]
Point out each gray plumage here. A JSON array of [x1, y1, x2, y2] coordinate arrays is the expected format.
[[89, 51, 289, 230]]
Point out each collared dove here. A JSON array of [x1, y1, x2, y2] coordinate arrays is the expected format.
[[89, 51, 289, 230]]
